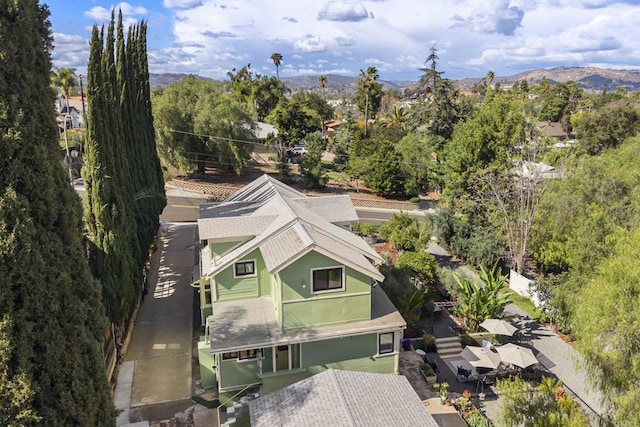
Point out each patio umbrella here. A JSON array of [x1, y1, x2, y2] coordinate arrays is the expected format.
[[479, 318, 518, 337], [460, 346, 502, 369], [496, 343, 538, 368]]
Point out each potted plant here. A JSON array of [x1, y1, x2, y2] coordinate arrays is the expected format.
[[433, 382, 449, 405], [419, 363, 437, 385]]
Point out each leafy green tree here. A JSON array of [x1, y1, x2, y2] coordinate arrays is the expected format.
[[153, 77, 254, 174], [332, 124, 354, 171], [453, 264, 511, 331], [573, 227, 640, 426], [362, 137, 405, 196], [194, 91, 255, 175], [266, 98, 317, 180], [496, 375, 588, 427], [378, 212, 430, 252], [572, 104, 640, 155], [227, 63, 255, 103], [397, 251, 437, 284], [251, 75, 289, 121], [153, 76, 219, 173], [443, 92, 526, 212], [299, 136, 328, 189], [292, 91, 334, 126], [0, 2, 114, 423], [395, 133, 439, 195], [530, 136, 640, 275]]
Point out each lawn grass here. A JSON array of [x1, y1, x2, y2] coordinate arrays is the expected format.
[[326, 170, 350, 184], [505, 289, 542, 319]]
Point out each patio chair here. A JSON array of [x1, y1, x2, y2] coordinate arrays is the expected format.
[[457, 366, 472, 382], [482, 374, 496, 387]]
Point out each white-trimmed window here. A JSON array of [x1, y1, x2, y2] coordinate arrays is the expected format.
[[222, 349, 260, 361], [234, 260, 256, 277], [312, 266, 344, 292], [222, 351, 238, 360], [378, 332, 394, 355]]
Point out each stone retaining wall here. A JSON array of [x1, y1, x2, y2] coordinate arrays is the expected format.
[[169, 178, 420, 211]]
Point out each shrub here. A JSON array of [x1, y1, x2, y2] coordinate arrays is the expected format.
[[398, 251, 437, 283], [409, 196, 420, 203], [423, 334, 437, 352], [423, 334, 436, 347], [420, 363, 435, 377], [464, 409, 494, 427]]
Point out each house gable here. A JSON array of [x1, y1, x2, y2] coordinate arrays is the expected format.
[[278, 250, 372, 329], [213, 248, 270, 301]]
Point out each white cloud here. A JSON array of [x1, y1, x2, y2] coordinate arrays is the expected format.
[[318, 2, 369, 22], [56, 0, 640, 81], [85, 3, 149, 22], [294, 35, 327, 53], [163, 0, 203, 10], [85, 7, 111, 21], [51, 33, 90, 71]]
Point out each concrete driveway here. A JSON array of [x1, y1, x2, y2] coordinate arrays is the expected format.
[[123, 223, 198, 424]]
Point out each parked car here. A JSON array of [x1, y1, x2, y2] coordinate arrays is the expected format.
[[290, 146, 308, 155]]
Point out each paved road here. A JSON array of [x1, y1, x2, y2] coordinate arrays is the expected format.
[[426, 241, 606, 423]]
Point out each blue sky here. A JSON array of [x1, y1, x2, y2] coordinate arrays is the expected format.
[[47, 0, 640, 81]]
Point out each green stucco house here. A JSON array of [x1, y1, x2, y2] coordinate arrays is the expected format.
[[193, 175, 406, 396]]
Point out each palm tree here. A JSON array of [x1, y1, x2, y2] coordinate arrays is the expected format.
[[270, 52, 283, 80], [52, 67, 77, 110], [358, 66, 379, 136], [318, 75, 327, 94], [381, 105, 408, 128]]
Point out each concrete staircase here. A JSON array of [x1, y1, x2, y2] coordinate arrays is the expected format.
[[220, 391, 261, 427], [435, 336, 463, 359]]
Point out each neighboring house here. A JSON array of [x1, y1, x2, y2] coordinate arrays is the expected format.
[[251, 122, 278, 144], [536, 121, 570, 140], [57, 105, 81, 130], [514, 161, 564, 180], [249, 369, 438, 427], [193, 175, 406, 398], [323, 119, 342, 139]]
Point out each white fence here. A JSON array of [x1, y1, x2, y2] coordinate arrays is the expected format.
[[508, 270, 543, 308]]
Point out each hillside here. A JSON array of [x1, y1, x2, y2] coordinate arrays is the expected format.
[[459, 66, 640, 91], [150, 66, 640, 93]]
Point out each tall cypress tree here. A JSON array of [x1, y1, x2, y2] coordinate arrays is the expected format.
[[84, 16, 137, 321], [83, 10, 165, 322], [0, 2, 114, 424]]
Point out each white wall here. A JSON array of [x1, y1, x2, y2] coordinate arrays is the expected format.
[[509, 270, 543, 308]]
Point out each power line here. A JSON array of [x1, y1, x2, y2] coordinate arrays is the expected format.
[[161, 127, 438, 168]]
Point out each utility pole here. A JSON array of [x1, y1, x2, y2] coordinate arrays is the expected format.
[[62, 114, 73, 185], [79, 74, 87, 128]]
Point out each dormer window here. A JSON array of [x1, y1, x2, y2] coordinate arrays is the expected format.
[[234, 260, 256, 278], [312, 266, 344, 292]]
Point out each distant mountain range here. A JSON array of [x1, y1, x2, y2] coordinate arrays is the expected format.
[[459, 67, 640, 92], [150, 66, 640, 93]]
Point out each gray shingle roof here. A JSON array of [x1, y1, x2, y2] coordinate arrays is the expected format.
[[197, 216, 276, 240], [248, 369, 438, 427], [198, 175, 383, 281], [291, 194, 359, 223]]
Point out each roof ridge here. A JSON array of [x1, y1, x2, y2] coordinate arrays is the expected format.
[[327, 370, 357, 427]]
